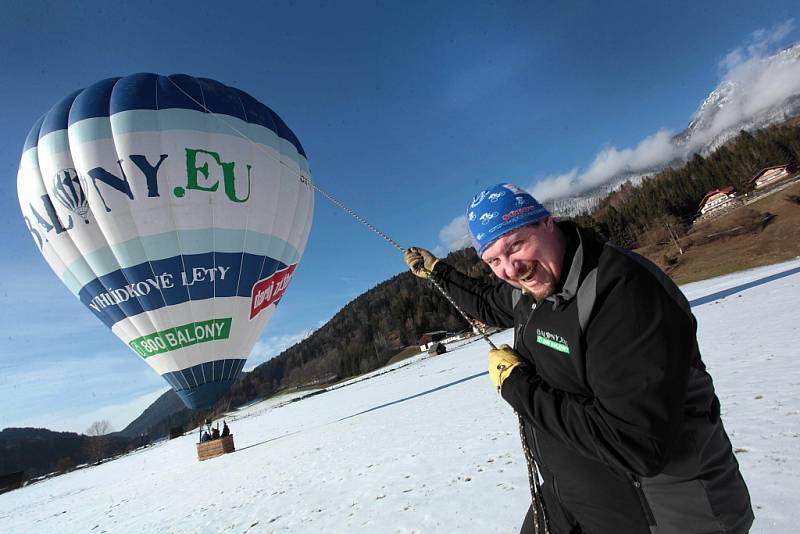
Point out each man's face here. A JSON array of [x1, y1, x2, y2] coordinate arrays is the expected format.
[[480, 218, 565, 302]]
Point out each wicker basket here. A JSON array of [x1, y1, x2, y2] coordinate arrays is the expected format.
[[196, 434, 235, 461]]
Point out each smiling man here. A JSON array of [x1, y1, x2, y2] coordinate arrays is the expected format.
[[404, 183, 752, 534]]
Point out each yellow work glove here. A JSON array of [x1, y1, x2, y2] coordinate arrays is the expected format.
[[404, 247, 439, 279], [488, 344, 525, 393]]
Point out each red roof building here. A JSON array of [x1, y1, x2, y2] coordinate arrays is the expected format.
[[699, 186, 737, 216], [749, 163, 796, 190]]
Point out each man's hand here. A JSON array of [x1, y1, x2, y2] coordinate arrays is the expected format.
[[488, 344, 525, 392], [404, 247, 439, 279]]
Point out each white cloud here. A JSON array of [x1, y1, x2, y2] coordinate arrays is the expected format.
[[437, 25, 800, 251], [438, 215, 471, 252], [527, 129, 679, 202], [436, 130, 678, 251], [719, 20, 795, 72], [706, 34, 800, 142]]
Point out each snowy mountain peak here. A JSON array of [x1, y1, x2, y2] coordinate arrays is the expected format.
[[676, 41, 800, 152], [685, 80, 738, 134], [550, 40, 800, 217]]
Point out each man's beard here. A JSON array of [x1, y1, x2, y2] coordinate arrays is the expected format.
[[529, 281, 557, 302], [518, 263, 558, 302]]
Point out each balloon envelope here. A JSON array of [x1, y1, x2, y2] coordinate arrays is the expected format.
[[17, 73, 314, 410]]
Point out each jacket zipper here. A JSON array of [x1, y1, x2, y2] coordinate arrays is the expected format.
[[631, 475, 657, 526], [517, 301, 546, 467]]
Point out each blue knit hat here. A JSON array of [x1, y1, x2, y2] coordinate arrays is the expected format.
[[467, 183, 550, 255]]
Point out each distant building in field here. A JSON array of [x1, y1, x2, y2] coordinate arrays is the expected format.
[[699, 186, 738, 216], [418, 331, 448, 351], [750, 163, 796, 190]]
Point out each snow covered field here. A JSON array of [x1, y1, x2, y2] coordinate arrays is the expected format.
[[2, 259, 799, 533]]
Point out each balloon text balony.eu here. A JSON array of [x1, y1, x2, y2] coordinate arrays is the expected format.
[[17, 74, 314, 410]]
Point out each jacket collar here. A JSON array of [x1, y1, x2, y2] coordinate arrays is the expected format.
[[546, 222, 585, 309]]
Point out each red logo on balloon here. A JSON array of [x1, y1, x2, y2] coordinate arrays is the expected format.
[[250, 264, 297, 319]]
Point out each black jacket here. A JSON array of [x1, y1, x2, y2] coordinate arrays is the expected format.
[[431, 223, 753, 533]]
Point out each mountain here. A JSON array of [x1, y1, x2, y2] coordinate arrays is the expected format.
[[218, 247, 494, 411], [675, 43, 800, 154], [0, 427, 137, 479], [548, 42, 800, 218], [115, 389, 189, 439], [544, 172, 650, 218]]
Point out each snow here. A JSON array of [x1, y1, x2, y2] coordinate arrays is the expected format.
[[2, 259, 799, 533]]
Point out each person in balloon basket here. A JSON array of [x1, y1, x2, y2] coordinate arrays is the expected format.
[[404, 183, 753, 534]]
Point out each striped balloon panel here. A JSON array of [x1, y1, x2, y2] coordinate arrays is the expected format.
[[17, 74, 314, 410]]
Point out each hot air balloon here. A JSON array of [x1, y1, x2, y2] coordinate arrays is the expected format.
[[17, 73, 314, 410]]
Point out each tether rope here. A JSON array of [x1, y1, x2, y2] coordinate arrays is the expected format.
[[167, 76, 549, 533]]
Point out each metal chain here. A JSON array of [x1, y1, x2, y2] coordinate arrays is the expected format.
[[319, 185, 557, 534], [310, 181, 502, 349], [517, 413, 550, 534], [311, 184, 406, 252], [426, 275, 498, 350], [165, 76, 545, 531], [313, 186, 552, 533]]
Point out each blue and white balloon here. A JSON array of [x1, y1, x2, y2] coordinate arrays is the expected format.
[[17, 73, 314, 410]]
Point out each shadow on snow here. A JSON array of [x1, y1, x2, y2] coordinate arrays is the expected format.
[[235, 264, 800, 452], [339, 264, 800, 420], [688, 265, 800, 308]]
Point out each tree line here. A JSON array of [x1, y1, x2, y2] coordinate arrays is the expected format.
[[580, 122, 800, 248], [218, 120, 800, 415], [0, 423, 150, 480], [215, 248, 495, 413]]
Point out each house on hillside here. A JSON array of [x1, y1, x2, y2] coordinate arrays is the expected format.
[[418, 331, 448, 351], [750, 163, 797, 190], [699, 186, 738, 217]]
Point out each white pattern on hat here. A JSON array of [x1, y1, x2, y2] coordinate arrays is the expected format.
[[479, 212, 498, 225], [470, 190, 488, 208]]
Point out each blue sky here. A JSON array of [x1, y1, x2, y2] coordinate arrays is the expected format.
[[1, 0, 798, 433]]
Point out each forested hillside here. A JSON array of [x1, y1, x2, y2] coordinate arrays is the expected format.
[[585, 121, 800, 247], [0, 428, 148, 479], [212, 120, 800, 417], [217, 249, 494, 411]]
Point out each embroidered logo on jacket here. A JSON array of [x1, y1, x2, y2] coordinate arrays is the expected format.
[[536, 328, 570, 354]]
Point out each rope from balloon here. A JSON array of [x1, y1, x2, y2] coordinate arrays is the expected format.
[[307, 173, 551, 534], [313, 189, 549, 533], [167, 77, 548, 533]]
